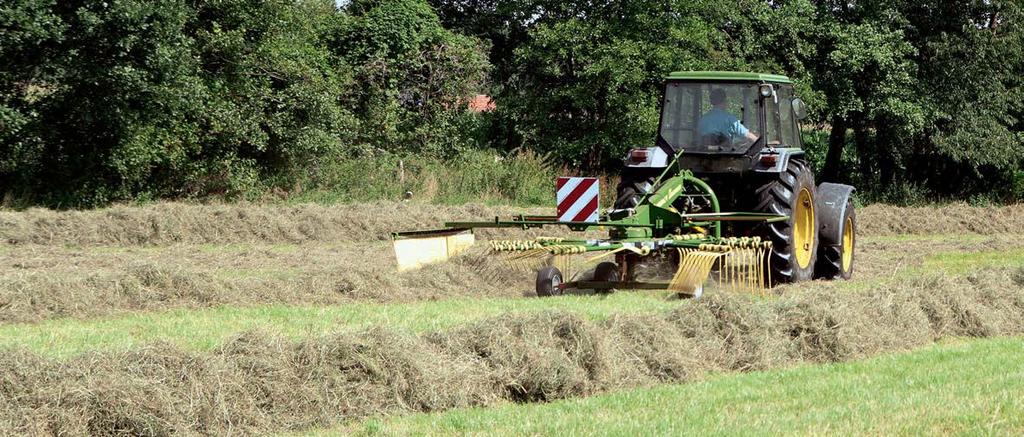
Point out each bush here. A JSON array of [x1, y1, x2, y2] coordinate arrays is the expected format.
[[0, 0, 491, 208], [289, 149, 556, 206]]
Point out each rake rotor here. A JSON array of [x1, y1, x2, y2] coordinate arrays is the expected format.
[[392, 153, 788, 298]]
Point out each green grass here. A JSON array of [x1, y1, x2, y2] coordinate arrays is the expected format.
[[923, 248, 1024, 275], [0, 291, 682, 358], [336, 336, 1024, 436]]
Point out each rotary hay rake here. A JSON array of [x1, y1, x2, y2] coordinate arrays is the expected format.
[[392, 153, 788, 298]]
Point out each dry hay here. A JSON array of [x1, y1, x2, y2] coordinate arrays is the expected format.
[[4, 232, 1021, 324], [0, 242, 531, 323], [1, 268, 1022, 436], [0, 202, 553, 246], [2, 201, 1022, 248], [858, 202, 1024, 236]]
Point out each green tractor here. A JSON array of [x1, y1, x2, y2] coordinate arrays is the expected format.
[[614, 71, 856, 284], [391, 71, 855, 296]]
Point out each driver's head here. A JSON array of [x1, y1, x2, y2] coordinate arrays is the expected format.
[[710, 88, 727, 107]]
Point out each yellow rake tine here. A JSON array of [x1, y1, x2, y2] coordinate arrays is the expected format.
[[583, 247, 627, 264], [671, 249, 723, 293]]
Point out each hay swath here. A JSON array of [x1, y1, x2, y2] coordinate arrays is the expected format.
[[392, 153, 789, 297]]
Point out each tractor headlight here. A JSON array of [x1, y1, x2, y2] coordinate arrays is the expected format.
[[759, 84, 774, 98]]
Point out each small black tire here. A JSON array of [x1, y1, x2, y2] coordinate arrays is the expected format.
[[816, 198, 856, 280], [593, 262, 620, 283], [536, 266, 564, 297]]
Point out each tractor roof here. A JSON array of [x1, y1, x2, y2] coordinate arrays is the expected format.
[[666, 71, 793, 84]]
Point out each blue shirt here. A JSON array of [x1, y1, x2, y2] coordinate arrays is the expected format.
[[697, 108, 750, 140]]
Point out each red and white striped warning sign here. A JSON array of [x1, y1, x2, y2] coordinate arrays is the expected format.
[[556, 177, 600, 223]]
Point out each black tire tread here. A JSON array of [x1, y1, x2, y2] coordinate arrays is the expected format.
[[535, 266, 563, 297], [594, 262, 619, 283], [816, 199, 855, 280], [614, 176, 656, 209], [754, 160, 818, 284]]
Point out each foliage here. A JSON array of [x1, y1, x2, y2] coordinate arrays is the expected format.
[[1, 0, 1023, 207], [0, 0, 490, 207], [335, 0, 491, 158], [807, 0, 1024, 201], [291, 149, 556, 206], [496, 1, 721, 168], [437, 0, 1024, 200]]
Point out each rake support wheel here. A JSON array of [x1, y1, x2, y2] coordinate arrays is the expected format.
[[755, 160, 819, 284], [536, 266, 564, 297], [594, 262, 620, 283]]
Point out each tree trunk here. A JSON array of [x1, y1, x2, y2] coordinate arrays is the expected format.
[[875, 121, 898, 187], [852, 115, 874, 185], [821, 115, 847, 182]]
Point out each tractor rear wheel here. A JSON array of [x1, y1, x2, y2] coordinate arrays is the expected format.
[[754, 160, 819, 284], [816, 198, 856, 279]]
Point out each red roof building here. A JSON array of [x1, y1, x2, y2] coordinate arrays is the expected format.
[[468, 94, 495, 113]]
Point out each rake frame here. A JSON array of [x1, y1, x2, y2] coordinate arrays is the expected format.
[[392, 154, 787, 295]]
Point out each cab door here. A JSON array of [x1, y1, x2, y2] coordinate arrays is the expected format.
[[762, 85, 802, 148]]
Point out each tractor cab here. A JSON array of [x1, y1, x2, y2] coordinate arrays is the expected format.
[[626, 71, 809, 175]]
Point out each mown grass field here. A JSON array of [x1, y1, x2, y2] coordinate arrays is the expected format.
[[2, 244, 1022, 359], [343, 336, 1024, 436], [0, 202, 1022, 435], [0, 292, 677, 358]]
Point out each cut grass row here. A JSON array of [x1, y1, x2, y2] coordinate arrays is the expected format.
[[4, 266, 1021, 435], [2, 247, 1022, 358], [3, 202, 1023, 247], [2, 233, 1021, 323], [0, 292, 679, 358], [339, 336, 1024, 436]]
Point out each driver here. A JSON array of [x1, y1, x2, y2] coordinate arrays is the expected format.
[[697, 88, 759, 145]]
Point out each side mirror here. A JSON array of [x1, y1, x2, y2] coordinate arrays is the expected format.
[[792, 98, 809, 120]]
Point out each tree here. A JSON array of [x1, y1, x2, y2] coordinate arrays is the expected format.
[[493, 0, 729, 169], [810, 0, 1024, 199], [0, 0, 65, 202], [334, 0, 491, 158], [490, 0, 822, 170]]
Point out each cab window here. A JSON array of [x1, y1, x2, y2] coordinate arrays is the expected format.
[[777, 86, 800, 147], [764, 93, 782, 146]]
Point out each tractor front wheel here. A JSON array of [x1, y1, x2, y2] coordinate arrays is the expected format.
[[754, 160, 819, 284], [613, 170, 656, 209]]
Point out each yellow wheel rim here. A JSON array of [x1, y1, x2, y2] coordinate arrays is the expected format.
[[793, 188, 815, 269], [841, 215, 854, 272]]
